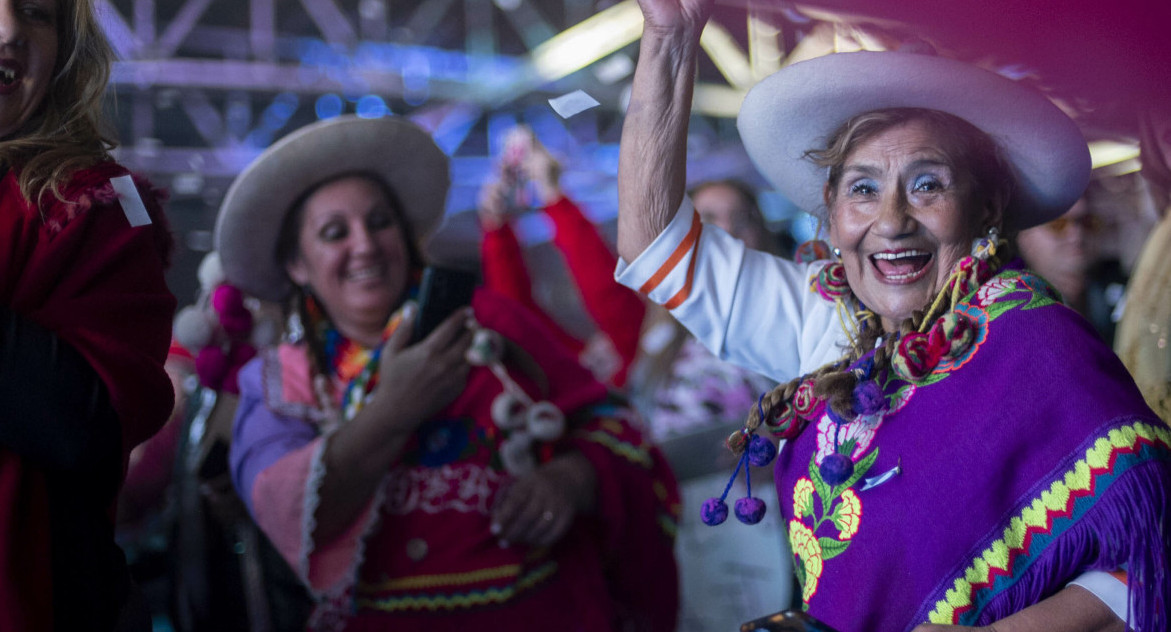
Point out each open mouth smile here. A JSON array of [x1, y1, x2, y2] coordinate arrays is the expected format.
[[346, 265, 386, 283], [0, 61, 21, 90], [869, 249, 933, 284]]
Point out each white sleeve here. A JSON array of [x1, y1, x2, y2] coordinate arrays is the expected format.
[[615, 197, 847, 383], [1068, 571, 1128, 624]]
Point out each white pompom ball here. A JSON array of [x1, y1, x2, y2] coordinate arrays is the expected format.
[[490, 391, 528, 430], [466, 329, 504, 366], [499, 431, 536, 476], [196, 251, 226, 292], [525, 401, 565, 442], [173, 305, 214, 351]]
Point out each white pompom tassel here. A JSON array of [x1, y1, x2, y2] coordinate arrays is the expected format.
[[490, 391, 529, 430], [173, 305, 214, 351], [499, 431, 536, 476], [525, 401, 565, 442], [466, 329, 505, 366], [197, 251, 226, 291]]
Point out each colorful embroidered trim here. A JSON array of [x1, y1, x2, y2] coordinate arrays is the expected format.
[[354, 560, 559, 612], [361, 563, 528, 592], [925, 421, 1171, 625], [574, 429, 654, 469]]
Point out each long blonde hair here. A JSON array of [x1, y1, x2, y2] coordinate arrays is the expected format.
[[0, 0, 117, 204]]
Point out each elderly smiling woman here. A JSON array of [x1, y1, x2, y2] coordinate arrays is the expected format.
[[614, 0, 1170, 631]]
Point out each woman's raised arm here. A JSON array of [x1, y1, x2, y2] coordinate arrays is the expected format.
[[616, 0, 712, 261]]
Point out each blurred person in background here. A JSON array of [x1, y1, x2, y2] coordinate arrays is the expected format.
[[216, 115, 679, 631], [477, 129, 785, 441], [479, 130, 793, 630], [0, 0, 177, 629], [1116, 108, 1171, 420], [1018, 197, 1127, 341], [478, 126, 645, 388]]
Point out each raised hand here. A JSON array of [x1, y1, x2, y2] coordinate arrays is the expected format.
[[635, 0, 713, 34], [477, 177, 512, 231], [522, 141, 562, 206]]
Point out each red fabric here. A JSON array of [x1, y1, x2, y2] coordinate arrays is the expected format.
[[544, 196, 646, 386], [481, 220, 586, 355], [276, 290, 677, 631], [479, 197, 646, 387], [0, 163, 175, 630]]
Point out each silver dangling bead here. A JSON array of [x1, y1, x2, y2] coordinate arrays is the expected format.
[[832, 247, 842, 258], [285, 310, 304, 344]]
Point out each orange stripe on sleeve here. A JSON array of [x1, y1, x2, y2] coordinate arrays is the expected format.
[[662, 224, 703, 310], [1108, 570, 1128, 584], [638, 213, 703, 296]]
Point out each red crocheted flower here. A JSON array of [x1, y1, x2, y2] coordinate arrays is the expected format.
[[932, 311, 978, 358], [764, 400, 802, 440], [812, 262, 850, 301], [892, 331, 945, 381], [792, 380, 824, 420]]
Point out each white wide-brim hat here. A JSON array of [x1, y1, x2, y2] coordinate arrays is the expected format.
[[215, 115, 450, 303], [737, 51, 1091, 230]]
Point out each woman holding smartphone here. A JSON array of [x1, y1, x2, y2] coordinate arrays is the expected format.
[[214, 115, 679, 631]]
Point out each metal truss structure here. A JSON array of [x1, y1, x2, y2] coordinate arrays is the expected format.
[[95, 0, 836, 301], [94, 0, 1154, 304], [99, 0, 801, 184]]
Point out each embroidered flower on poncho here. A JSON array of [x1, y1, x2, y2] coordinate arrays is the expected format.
[[814, 411, 883, 465], [789, 519, 824, 603]]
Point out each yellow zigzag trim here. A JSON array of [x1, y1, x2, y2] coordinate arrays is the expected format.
[[359, 563, 523, 592], [927, 421, 1171, 624], [355, 560, 559, 612], [576, 430, 653, 468]]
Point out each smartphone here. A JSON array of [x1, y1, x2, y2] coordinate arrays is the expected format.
[[411, 266, 478, 344], [740, 610, 841, 632]]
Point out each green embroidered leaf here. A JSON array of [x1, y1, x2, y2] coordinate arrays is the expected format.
[[834, 448, 880, 497], [986, 298, 1024, 320], [916, 371, 949, 387], [818, 536, 850, 560], [838, 438, 858, 457], [1022, 293, 1058, 311], [809, 452, 833, 517]]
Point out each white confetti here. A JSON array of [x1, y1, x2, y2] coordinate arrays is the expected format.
[[548, 89, 600, 119]]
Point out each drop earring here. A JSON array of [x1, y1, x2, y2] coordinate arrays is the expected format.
[[832, 247, 842, 259], [971, 226, 1000, 260]]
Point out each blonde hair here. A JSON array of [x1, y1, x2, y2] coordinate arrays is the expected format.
[[0, 0, 117, 204]]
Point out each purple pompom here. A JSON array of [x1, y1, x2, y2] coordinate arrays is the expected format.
[[734, 497, 767, 525], [747, 435, 777, 467], [701, 497, 729, 526], [851, 380, 885, 416], [819, 453, 855, 486]]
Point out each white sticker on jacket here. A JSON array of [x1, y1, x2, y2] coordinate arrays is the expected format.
[[109, 175, 152, 227]]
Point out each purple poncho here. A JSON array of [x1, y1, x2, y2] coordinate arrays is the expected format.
[[775, 265, 1171, 631]]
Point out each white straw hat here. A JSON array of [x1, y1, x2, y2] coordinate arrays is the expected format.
[[737, 51, 1091, 229], [215, 115, 450, 302]]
